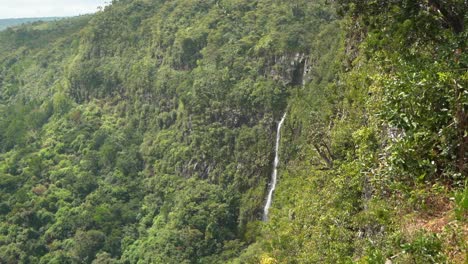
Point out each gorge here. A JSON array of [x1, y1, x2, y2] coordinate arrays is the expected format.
[[0, 0, 466, 263]]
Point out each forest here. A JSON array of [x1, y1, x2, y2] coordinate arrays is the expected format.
[[0, 18, 63, 31], [0, 0, 466, 263]]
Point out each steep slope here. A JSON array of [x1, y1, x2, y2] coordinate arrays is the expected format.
[[249, 1, 467, 263], [0, 1, 337, 263], [0, 0, 466, 263]]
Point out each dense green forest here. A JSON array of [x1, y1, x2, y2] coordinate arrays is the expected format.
[[0, 17, 64, 31], [0, 0, 466, 263]]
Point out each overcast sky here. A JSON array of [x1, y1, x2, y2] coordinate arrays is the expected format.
[[0, 0, 110, 19]]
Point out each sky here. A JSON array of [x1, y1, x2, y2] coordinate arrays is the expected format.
[[0, 0, 110, 19]]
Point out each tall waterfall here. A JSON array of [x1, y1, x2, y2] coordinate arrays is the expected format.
[[263, 112, 287, 221]]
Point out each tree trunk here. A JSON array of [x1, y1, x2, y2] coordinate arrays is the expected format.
[[314, 143, 333, 168]]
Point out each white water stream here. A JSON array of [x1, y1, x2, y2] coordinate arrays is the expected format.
[[263, 112, 287, 221]]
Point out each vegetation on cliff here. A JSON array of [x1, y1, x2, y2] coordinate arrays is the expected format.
[[0, 0, 466, 263]]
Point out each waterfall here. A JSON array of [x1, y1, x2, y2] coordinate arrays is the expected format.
[[263, 112, 287, 221]]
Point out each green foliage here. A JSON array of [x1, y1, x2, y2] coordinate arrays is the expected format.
[[0, 0, 335, 262], [0, 0, 465, 263], [0, 17, 64, 31], [454, 184, 468, 221], [399, 232, 446, 263], [73, 230, 106, 263], [237, 0, 467, 262]]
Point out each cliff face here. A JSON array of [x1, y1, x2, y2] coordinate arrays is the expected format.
[[0, 0, 466, 263], [0, 1, 338, 263]]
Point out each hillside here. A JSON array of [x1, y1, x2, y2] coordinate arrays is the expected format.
[[0, 0, 466, 263], [0, 17, 64, 31]]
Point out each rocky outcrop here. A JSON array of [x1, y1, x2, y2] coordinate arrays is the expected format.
[[265, 53, 311, 87]]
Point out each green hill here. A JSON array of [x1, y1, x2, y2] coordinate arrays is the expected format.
[[0, 0, 466, 263], [0, 17, 64, 31]]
